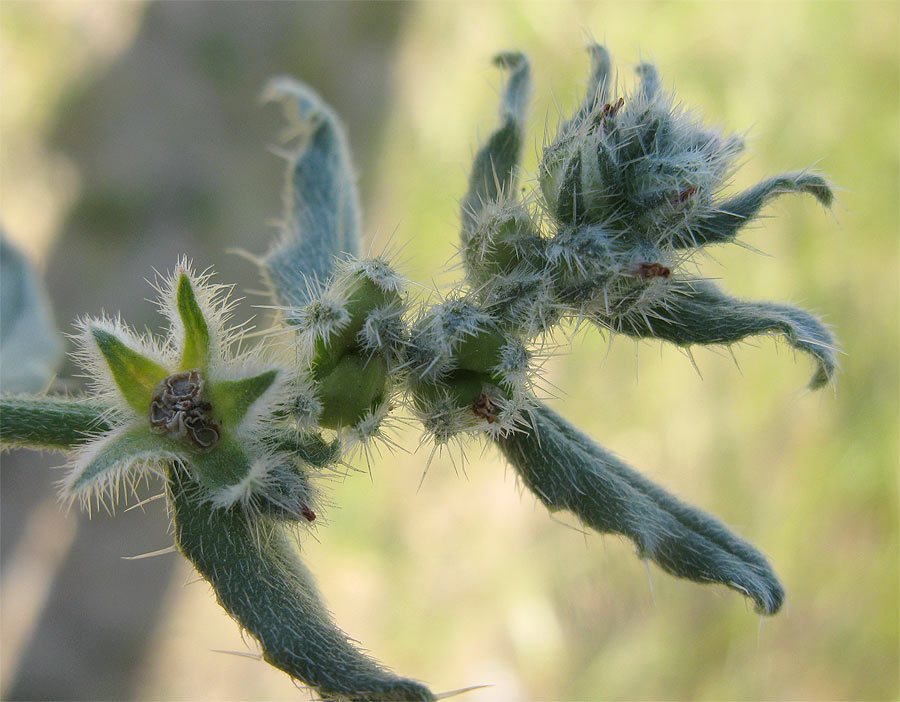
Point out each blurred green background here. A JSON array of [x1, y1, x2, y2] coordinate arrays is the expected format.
[[1, 2, 897, 700]]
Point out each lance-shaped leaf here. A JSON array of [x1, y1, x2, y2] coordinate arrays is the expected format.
[[497, 402, 785, 615], [674, 172, 833, 249], [604, 279, 836, 389], [176, 273, 211, 370], [91, 327, 169, 412], [460, 52, 531, 240], [169, 465, 435, 701], [262, 78, 361, 309], [64, 424, 179, 499]]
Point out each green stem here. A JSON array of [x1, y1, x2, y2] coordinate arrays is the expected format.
[[0, 395, 114, 449]]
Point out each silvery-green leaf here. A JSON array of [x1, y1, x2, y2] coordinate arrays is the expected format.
[[262, 78, 361, 308], [602, 278, 837, 389], [0, 395, 113, 450], [460, 52, 531, 241], [170, 465, 435, 701], [674, 172, 833, 249], [497, 402, 785, 615]]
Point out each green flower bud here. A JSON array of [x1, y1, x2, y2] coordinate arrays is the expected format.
[[316, 353, 389, 429]]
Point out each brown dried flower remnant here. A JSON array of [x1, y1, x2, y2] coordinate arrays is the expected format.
[[150, 370, 221, 450]]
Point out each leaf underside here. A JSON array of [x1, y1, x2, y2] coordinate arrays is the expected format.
[[262, 78, 362, 309]]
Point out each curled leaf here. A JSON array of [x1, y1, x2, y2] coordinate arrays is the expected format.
[[674, 172, 833, 249], [497, 402, 785, 614], [262, 78, 362, 308], [460, 52, 531, 241], [601, 278, 837, 389]]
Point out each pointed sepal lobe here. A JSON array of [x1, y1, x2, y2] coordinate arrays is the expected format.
[[91, 327, 168, 413], [176, 273, 212, 371]]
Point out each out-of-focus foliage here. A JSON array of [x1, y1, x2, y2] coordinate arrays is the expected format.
[[0, 233, 62, 393], [1, 2, 896, 701]]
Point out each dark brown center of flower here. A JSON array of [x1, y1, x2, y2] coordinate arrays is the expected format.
[[149, 370, 221, 450]]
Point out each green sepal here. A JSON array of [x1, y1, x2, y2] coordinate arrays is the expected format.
[[465, 208, 543, 286], [67, 425, 176, 495], [414, 370, 489, 412], [454, 328, 504, 375], [207, 370, 278, 429], [312, 273, 400, 377], [176, 273, 211, 370], [91, 328, 169, 413], [189, 436, 253, 492], [317, 352, 388, 429]]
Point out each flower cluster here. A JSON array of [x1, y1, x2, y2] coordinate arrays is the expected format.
[[460, 46, 835, 391]]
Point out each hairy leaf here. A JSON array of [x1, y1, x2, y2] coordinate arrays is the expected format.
[[497, 402, 785, 614], [675, 172, 833, 249], [0, 395, 113, 449], [460, 52, 531, 240], [603, 278, 837, 389], [169, 465, 435, 701], [262, 78, 361, 308]]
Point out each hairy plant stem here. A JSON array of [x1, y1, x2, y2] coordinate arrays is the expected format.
[[0, 396, 113, 449]]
